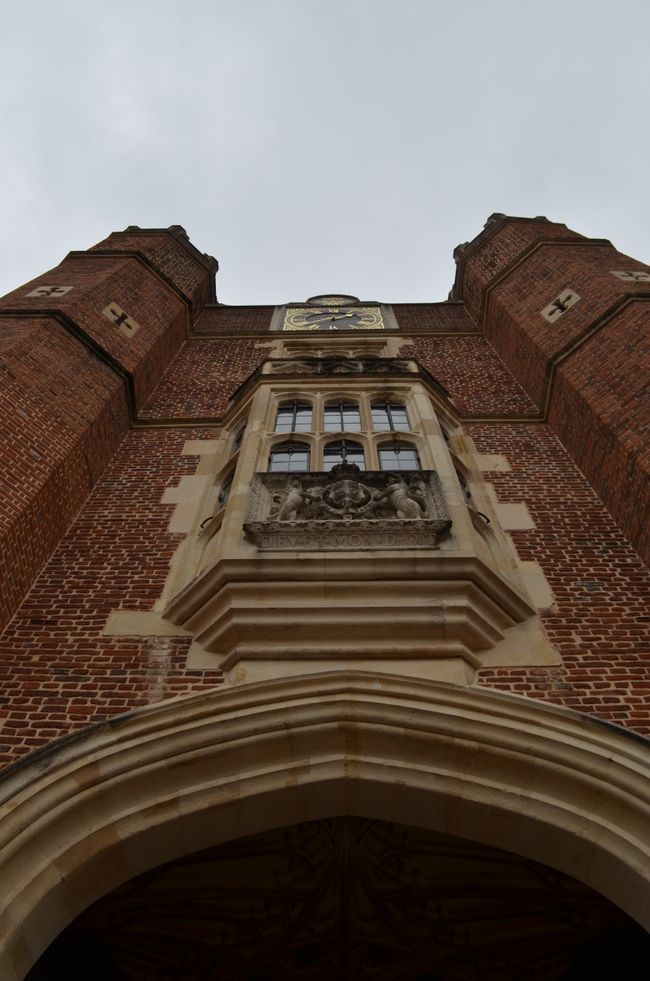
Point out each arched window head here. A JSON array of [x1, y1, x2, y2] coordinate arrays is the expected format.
[[323, 439, 365, 472], [268, 442, 311, 473], [275, 401, 312, 434], [323, 400, 361, 432], [371, 401, 410, 432], [378, 442, 420, 471]]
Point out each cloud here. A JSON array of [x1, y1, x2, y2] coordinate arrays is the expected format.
[[1, 0, 649, 302]]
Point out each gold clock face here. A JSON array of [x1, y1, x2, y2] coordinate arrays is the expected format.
[[283, 306, 385, 332]]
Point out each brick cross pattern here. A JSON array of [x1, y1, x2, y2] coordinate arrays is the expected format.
[[611, 269, 650, 283], [541, 288, 580, 323], [102, 302, 141, 339], [26, 285, 73, 298], [109, 309, 131, 328]]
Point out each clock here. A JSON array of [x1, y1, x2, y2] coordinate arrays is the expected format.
[[282, 295, 385, 332]]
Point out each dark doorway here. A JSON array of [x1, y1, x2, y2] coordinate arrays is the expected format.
[[27, 818, 649, 980]]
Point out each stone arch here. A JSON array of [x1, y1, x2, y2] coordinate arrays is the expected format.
[[1, 672, 649, 979]]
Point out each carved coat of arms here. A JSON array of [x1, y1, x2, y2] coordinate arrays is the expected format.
[[244, 463, 451, 551]]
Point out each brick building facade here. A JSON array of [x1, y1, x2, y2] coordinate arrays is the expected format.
[[1, 216, 649, 978]]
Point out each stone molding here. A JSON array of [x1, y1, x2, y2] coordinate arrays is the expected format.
[[0, 673, 649, 978], [163, 553, 535, 669], [264, 356, 416, 375]]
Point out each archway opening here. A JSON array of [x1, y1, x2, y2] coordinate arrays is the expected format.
[[26, 817, 649, 980]]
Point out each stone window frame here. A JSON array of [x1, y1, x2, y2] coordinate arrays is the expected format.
[[377, 438, 422, 472], [370, 399, 411, 433], [266, 389, 419, 439], [264, 387, 429, 472], [267, 440, 312, 473], [274, 399, 314, 434], [322, 438, 367, 471], [323, 398, 363, 433]]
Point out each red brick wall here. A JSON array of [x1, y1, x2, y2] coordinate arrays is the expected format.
[[0, 231, 210, 631], [90, 227, 217, 312], [0, 427, 223, 768], [140, 338, 268, 419], [458, 219, 650, 566], [470, 423, 650, 733], [482, 242, 650, 406], [192, 303, 474, 336], [549, 303, 650, 564], [393, 303, 476, 332], [194, 305, 275, 335], [405, 336, 537, 416], [0, 319, 129, 633], [455, 217, 581, 322], [1, 416, 648, 770], [1, 220, 649, 778], [2, 253, 188, 408]]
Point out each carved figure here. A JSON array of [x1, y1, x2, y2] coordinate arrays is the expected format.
[[408, 475, 428, 515], [277, 478, 309, 521], [374, 475, 423, 519]]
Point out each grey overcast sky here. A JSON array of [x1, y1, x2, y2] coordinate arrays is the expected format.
[[1, 0, 649, 305]]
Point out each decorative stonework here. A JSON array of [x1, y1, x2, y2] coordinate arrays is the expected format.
[[611, 269, 650, 283], [25, 284, 73, 298], [540, 288, 580, 323], [265, 357, 415, 376], [244, 463, 451, 551], [102, 302, 141, 338]]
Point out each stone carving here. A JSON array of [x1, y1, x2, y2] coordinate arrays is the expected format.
[[245, 463, 451, 551], [275, 478, 310, 521], [374, 475, 423, 519], [267, 357, 415, 376]]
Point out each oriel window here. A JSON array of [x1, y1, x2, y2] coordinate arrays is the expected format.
[[268, 442, 311, 473], [378, 442, 420, 471], [323, 400, 361, 432], [371, 401, 410, 432], [323, 439, 365, 471], [275, 401, 313, 433]]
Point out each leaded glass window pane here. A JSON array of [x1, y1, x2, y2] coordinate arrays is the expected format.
[[324, 401, 361, 432], [371, 402, 410, 432], [218, 473, 233, 506], [378, 443, 420, 471], [323, 440, 365, 472], [275, 402, 313, 433], [268, 443, 310, 472]]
